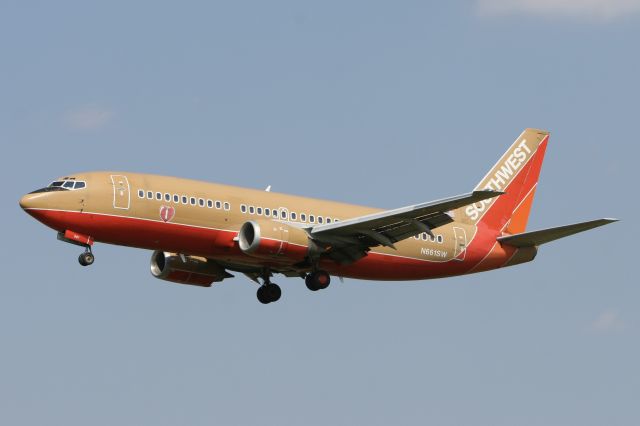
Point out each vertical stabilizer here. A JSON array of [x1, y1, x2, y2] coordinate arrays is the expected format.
[[455, 128, 549, 233]]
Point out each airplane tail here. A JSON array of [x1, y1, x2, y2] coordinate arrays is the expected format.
[[455, 128, 549, 233]]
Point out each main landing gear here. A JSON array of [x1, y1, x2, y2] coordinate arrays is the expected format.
[[78, 248, 95, 266], [257, 271, 281, 304], [305, 270, 331, 291]]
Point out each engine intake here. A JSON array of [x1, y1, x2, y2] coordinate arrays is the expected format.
[[150, 251, 229, 287], [238, 220, 311, 262]]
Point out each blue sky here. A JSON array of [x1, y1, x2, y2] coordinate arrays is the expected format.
[[1, 1, 638, 425]]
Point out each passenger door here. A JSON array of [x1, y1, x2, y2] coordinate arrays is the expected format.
[[110, 175, 130, 210]]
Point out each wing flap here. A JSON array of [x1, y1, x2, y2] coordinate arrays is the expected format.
[[497, 218, 618, 248]]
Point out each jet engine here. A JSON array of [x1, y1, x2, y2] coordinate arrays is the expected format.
[[150, 251, 230, 287], [238, 220, 314, 262]]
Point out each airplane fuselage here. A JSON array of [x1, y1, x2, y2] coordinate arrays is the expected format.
[[20, 171, 532, 281]]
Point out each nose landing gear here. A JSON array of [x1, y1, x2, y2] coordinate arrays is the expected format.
[[57, 231, 96, 267], [78, 248, 94, 266]]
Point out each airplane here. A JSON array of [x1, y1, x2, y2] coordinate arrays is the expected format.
[[19, 128, 617, 304]]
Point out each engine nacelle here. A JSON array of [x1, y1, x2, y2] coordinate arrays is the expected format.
[[150, 251, 228, 287], [238, 220, 312, 262]]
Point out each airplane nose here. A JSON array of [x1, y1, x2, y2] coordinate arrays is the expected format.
[[19, 194, 37, 210]]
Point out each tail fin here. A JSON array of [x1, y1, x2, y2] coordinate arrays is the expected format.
[[455, 128, 549, 233]]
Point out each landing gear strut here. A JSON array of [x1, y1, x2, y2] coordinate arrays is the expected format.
[[256, 271, 281, 304], [78, 248, 94, 266], [305, 270, 331, 291]]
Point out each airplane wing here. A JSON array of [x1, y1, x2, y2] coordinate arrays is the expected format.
[[309, 190, 503, 264], [497, 218, 618, 248]]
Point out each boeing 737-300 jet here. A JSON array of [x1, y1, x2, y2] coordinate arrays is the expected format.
[[19, 129, 616, 304]]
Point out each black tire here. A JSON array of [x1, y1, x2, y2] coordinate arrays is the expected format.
[[78, 252, 94, 266], [257, 286, 271, 304], [305, 274, 319, 291], [266, 283, 281, 302], [315, 271, 331, 290]]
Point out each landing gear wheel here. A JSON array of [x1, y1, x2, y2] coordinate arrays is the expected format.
[[305, 274, 319, 291], [266, 283, 281, 302], [257, 285, 270, 304], [257, 283, 282, 304], [305, 270, 331, 291], [78, 251, 94, 267]]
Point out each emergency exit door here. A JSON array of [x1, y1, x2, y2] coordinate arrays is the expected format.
[[453, 226, 467, 261]]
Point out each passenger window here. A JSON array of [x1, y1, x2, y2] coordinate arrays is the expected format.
[[326, 218, 331, 224], [281, 210, 287, 219], [422, 233, 428, 241], [224, 202, 230, 211], [309, 215, 315, 223], [265, 208, 270, 216], [148, 191, 153, 199], [257, 207, 263, 215], [63, 181, 74, 189], [156, 192, 162, 201], [173, 194, 179, 203], [165, 193, 171, 202], [249, 206, 255, 214], [291, 212, 297, 220], [215, 201, 222, 209], [241, 205, 247, 213], [318, 216, 324, 224], [74, 181, 86, 189], [207, 200, 213, 208], [198, 198, 205, 207], [138, 190, 144, 198], [300, 213, 306, 222], [182, 195, 188, 204], [272, 209, 278, 218], [190, 197, 196, 206], [437, 235, 444, 243]]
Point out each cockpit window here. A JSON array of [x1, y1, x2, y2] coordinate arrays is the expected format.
[[48, 179, 87, 191], [32, 179, 87, 194]]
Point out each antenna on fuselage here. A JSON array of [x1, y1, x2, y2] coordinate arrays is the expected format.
[[265, 185, 271, 192]]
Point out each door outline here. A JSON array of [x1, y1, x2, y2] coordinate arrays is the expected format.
[[453, 226, 467, 261], [275, 207, 290, 256], [110, 175, 131, 210]]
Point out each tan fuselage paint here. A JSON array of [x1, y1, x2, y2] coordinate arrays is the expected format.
[[26, 171, 485, 278]]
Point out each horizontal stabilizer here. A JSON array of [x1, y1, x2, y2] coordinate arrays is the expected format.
[[497, 218, 618, 248]]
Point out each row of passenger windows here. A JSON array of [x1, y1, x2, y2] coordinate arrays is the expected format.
[[239, 204, 340, 225], [137, 189, 230, 211]]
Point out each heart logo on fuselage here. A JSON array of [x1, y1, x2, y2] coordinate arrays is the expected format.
[[160, 205, 175, 223]]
